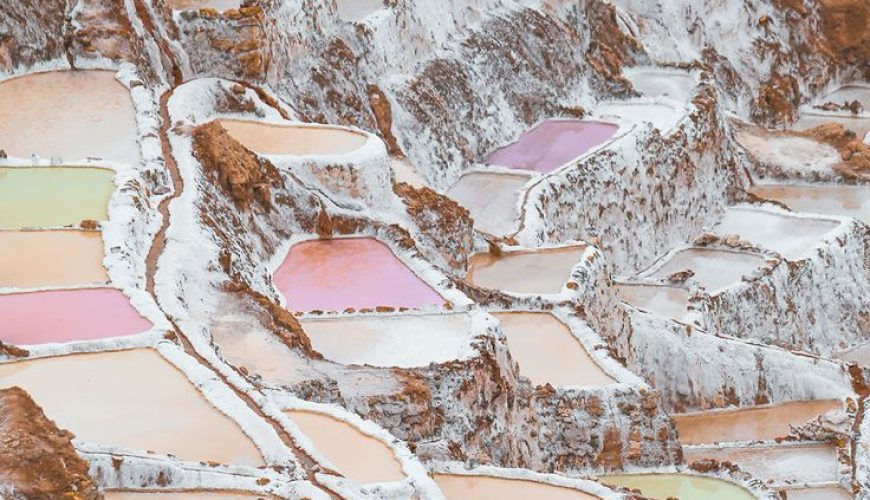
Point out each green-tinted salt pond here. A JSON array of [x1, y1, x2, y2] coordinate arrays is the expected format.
[[0, 167, 115, 228], [602, 473, 755, 500]]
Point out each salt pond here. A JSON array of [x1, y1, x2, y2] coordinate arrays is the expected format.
[[485, 120, 619, 174], [335, 0, 384, 22], [494, 312, 615, 387], [218, 120, 368, 156], [0, 71, 139, 164], [0, 288, 152, 345], [434, 474, 599, 500], [0, 230, 108, 290], [466, 246, 586, 295], [286, 410, 404, 483], [0, 167, 115, 229], [299, 313, 475, 368], [0, 349, 264, 466], [749, 184, 870, 224], [684, 444, 838, 484], [105, 493, 263, 499], [164, 0, 240, 11], [446, 171, 529, 235], [601, 474, 754, 500], [712, 207, 837, 260], [275, 238, 443, 312], [623, 68, 697, 102], [735, 129, 840, 175], [615, 283, 690, 322], [647, 248, 765, 294]]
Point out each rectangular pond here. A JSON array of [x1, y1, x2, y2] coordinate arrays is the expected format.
[[494, 312, 615, 387], [446, 171, 529, 236], [684, 444, 838, 485], [647, 248, 766, 294], [615, 283, 690, 322], [467, 246, 586, 295], [601, 474, 754, 500], [0, 288, 152, 345], [434, 474, 599, 500], [0, 349, 263, 466], [275, 238, 443, 312], [218, 120, 367, 156], [0, 167, 115, 229], [713, 207, 838, 260], [749, 184, 870, 224], [485, 120, 619, 174], [0, 230, 108, 289]]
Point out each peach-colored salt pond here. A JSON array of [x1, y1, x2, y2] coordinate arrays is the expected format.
[[466, 246, 586, 295], [784, 486, 852, 500], [446, 171, 529, 236], [285, 410, 404, 483], [0, 349, 264, 466], [735, 129, 841, 174], [713, 207, 838, 260], [673, 400, 842, 445], [485, 120, 619, 174], [433, 474, 599, 500], [218, 119, 367, 156], [299, 313, 475, 368], [164, 0, 240, 11], [0, 71, 139, 164], [684, 443, 838, 484], [0, 288, 151, 345], [749, 184, 870, 224], [0, 230, 108, 289], [647, 248, 766, 294], [0, 166, 115, 229], [275, 238, 443, 312], [105, 493, 263, 500], [336, 0, 384, 22], [616, 283, 690, 322], [494, 312, 615, 387]]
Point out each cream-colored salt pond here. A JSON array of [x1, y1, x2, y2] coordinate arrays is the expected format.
[[749, 184, 870, 224], [163, 0, 240, 11], [433, 474, 600, 500], [0, 71, 139, 164], [299, 313, 475, 368], [735, 129, 841, 174], [446, 171, 529, 236], [217, 119, 368, 156], [784, 486, 852, 499], [647, 248, 766, 294], [713, 207, 838, 260], [673, 400, 842, 445], [285, 410, 404, 483], [615, 283, 690, 322], [601, 473, 754, 500], [493, 312, 615, 387], [0, 349, 263, 466], [623, 68, 697, 102], [0, 230, 108, 289], [0, 167, 115, 229], [467, 245, 586, 295], [335, 0, 384, 22], [684, 444, 839, 484], [105, 493, 263, 499]]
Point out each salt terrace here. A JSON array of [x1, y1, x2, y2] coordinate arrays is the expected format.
[[0, 0, 867, 498]]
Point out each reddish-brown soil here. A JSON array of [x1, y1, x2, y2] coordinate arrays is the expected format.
[[0, 387, 101, 500], [818, 0, 870, 78], [802, 122, 870, 180]]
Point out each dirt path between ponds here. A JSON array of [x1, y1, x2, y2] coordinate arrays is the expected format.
[[144, 88, 345, 499]]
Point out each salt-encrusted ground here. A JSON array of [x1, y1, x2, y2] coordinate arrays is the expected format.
[[0, 0, 867, 498]]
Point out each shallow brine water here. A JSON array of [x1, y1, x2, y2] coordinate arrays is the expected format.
[[494, 312, 615, 387], [684, 444, 838, 484], [623, 69, 696, 102], [164, 0, 240, 11], [616, 284, 690, 322], [299, 313, 474, 368], [0, 167, 115, 229], [105, 493, 263, 499], [467, 246, 586, 295], [335, 0, 384, 22], [218, 119, 368, 156], [648, 248, 766, 294], [783, 486, 852, 500], [285, 410, 404, 483], [446, 171, 529, 236], [673, 400, 841, 445], [713, 207, 838, 260], [485, 120, 619, 174], [818, 84, 869, 108], [0, 230, 108, 289], [735, 130, 840, 173], [0, 71, 139, 164], [0, 349, 264, 466], [275, 238, 443, 312], [601, 474, 754, 500], [749, 184, 870, 224], [434, 474, 599, 500], [0, 288, 152, 345]]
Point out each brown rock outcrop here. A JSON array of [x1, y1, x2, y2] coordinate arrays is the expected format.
[[802, 122, 870, 181], [0, 387, 101, 500], [818, 0, 870, 78]]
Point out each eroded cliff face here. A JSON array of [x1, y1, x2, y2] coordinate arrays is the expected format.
[[0, 387, 102, 500], [0, 0, 67, 71]]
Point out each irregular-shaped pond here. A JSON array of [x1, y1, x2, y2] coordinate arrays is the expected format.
[[749, 184, 870, 224], [601, 473, 754, 500], [218, 119, 368, 156], [434, 474, 599, 500], [467, 246, 586, 295], [647, 248, 766, 294], [446, 171, 529, 236], [713, 207, 838, 260]]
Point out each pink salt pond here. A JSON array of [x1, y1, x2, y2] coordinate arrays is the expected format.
[[485, 120, 619, 174], [275, 238, 443, 312], [0, 288, 151, 345]]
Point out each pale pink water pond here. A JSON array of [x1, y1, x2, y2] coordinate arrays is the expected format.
[[275, 238, 443, 312], [485, 120, 619, 174], [0, 288, 152, 345]]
